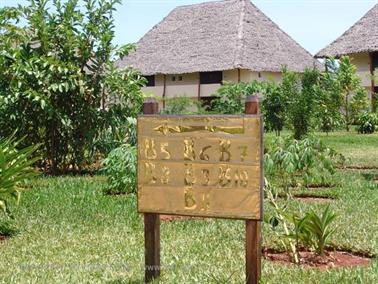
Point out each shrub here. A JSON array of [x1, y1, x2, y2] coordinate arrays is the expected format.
[[0, 0, 145, 174], [261, 82, 287, 136], [283, 68, 320, 139], [265, 136, 342, 197], [314, 59, 343, 134], [0, 135, 39, 216], [102, 144, 137, 195], [211, 81, 264, 114], [356, 112, 378, 134], [160, 97, 206, 114], [305, 205, 337, 257]]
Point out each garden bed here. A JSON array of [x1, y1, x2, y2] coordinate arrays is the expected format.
[[263, 248, 372, 269], [294, 196, 334, 204]]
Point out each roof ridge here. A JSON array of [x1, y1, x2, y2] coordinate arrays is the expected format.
[[175, 0, 236, 10], [248, 1, 317, 60], [316, 3, 378, 57], [233, 0, 247, 68]]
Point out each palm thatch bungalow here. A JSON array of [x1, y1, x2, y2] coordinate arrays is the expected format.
[[117, 0, 320, 107], [316, 4, 378, 110]]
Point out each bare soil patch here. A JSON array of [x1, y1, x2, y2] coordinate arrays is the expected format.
[[294, 195, 335, 203], [263, 248, 372, 270], [305, 183, 336, 189], [0, 235, 9, 242], [338, 165, 378, 171]]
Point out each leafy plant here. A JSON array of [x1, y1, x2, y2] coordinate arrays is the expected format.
[[305, 205, 337, 256], [282, 67, 320, 139], [356, 112, 378, 134], [0, 0, 145, 174], [0, 220, 18, 237], [264, 136, 340, 198], [314, 59, 343, 134], [102, 144, 137, 195], [0, 135, 39, 215], [261, 82, 287, 136], [160, 96, 206, 114], [211, 81, 264, 114], [337, 56, 366, 131]]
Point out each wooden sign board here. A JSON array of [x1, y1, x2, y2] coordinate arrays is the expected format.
[[137, 115, 263, 220]]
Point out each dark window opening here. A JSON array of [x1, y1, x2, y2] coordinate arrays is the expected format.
[[200, 71, 223, 84], [374, 87, 378, 94], [144, 75, 155, 87], [372, 52, 378, 70], [178, 75, 183, 81], [171, 76, 176, 82], [200, 96, 216, 111]]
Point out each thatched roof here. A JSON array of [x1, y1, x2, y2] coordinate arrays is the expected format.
[[316, 4, 378, 58], [117, 0, 320, 75]]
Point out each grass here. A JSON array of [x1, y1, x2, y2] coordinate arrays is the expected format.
[[0, 131, 377, 283]]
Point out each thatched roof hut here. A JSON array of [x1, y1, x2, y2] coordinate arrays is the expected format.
[[117, 0, 320, 75], [316, 4, 378, 58]]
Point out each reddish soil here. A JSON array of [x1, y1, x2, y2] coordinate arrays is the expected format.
[[294, 195, 334, 203], [295, 197, 332, 204], [305, 183, 336, 189], [0, 235, 8, 242], [160, 215, 204, 222], [338, 165, 378, 170], [263, 248, 372, 270]]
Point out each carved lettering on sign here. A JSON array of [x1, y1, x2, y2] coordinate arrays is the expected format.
[[144, 162, 157, 184], [144, 139, 157, 160], [137, 116, 262, 220], [184, 139, 196, 161], [160, 142, 171, 160], [219, 139, 231, 162]]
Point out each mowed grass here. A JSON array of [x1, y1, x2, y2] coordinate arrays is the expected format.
[[0, 132, 377, 283], [318, 131, 378, 167]]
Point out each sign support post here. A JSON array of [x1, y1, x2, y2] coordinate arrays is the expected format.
[[245, 95, 262, 284], [141, 95, 262, 284], [143, 98, 160, 283]]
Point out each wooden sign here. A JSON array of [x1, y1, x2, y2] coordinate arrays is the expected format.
[[139, 96, 263, 284], [137, 115, 263, 220]]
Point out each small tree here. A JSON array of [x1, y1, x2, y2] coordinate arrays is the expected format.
[[261, 82, 287, 136], [211, 81, 263, 114], [0, 0, 145, 174], [282, 67, 319, 139], [337, 56, 365, 131], [315, 59, 343, 134]]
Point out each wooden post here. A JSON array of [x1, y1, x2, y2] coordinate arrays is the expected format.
[[163, 75, 167, 109], [245, 94, 261, 284], [238, 68, 241, 83], [369, 53, 376, 112], [143, 98, 160, 283], [197, 73, 201, 100]]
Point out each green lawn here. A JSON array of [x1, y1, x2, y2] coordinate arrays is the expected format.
[[0, 132, 377, 283]]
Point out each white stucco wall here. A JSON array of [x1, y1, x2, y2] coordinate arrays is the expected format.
[[142, 69, 283, 101], [349, 53, 375, 88]]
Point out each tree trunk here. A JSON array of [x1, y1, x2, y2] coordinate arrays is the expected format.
[[345, 94, 349, 132]]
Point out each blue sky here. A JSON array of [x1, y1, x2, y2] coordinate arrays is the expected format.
[[1, 0, 377, 54]]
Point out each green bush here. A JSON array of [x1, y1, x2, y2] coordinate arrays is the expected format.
[[356, 112, 378, 134], [265, 136, 342, 197], [261, 82, 287, 136], [0, 0, 145, 174], [160, 97, 206, 114], [0, 135, 39, 215], [102, 144, 137, 195], [211, 81, 264, 114]]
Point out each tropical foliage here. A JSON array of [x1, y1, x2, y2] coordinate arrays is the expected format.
[[102, 143, 137, 195], [356, 112, 378, 134], [0, 0, 145, 174], [0, 135, 39, 215]]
